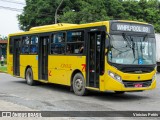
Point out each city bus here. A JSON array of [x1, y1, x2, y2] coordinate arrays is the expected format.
[[7, 20, 156, 95]]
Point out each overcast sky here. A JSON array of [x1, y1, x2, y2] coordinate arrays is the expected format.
[[0, 0, 25, 37]]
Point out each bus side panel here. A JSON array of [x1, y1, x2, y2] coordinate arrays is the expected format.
[[99, 75, 105, 91], [20, 55, 38, 80], [48, 56, 86, 86], [7, 55, 13, 75], [7, 37, 13, 75], [48, 56, 67, 85], [66, 56, 86, 86]]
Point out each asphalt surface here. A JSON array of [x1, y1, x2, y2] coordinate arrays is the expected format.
[[0, 73, 160, 120]]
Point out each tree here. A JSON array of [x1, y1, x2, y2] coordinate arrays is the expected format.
[[105, 0, 125, 19], [18, 0, 160, 32], [60, 0, 109, 24], [18, 0, 58, 31], [0, 35, 7, 40], [138, 0, 160, 32]]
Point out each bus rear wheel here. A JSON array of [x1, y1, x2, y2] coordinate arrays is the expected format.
[[72, 73, 87, 96], [26, 68, 35, 86]]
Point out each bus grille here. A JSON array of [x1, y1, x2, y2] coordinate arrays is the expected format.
[[122, 80, 152, 88]]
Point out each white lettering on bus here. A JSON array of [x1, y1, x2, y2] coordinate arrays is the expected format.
[[117, 24, 150, 33]]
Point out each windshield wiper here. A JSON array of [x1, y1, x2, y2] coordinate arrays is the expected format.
[[143, 34, 148, 41], [122, 33, 136, 58], [131, 37, 135, 58], [122, 33, 132, 48]]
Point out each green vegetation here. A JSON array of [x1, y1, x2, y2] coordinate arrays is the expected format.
[[18, 0, 160, 32], [4, 58, 7, 65], [0, 65, 7, 73], [0, 58, 7, 72]]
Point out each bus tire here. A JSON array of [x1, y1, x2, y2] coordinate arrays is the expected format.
[[157, 66, 160, 72], [25, 68, 35, 86], [114, 91, 125, 94], [72, 73, 87, 96]]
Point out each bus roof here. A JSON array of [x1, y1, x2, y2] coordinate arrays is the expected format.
[[9, 20, 150, 36], [30, 23, 77, 31], [9, 21, 108, 36]]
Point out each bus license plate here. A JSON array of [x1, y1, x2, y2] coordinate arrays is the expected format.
[[134, 83, 143, 88]]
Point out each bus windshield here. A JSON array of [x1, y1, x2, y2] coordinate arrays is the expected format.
[[108, 34, 156, 65]]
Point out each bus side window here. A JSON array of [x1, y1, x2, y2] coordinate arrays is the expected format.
[[67, 31, 84, 54], [79, 44, 84, 53], [21, 36, 30, 54], [50, 33, 65, 54], [30, 36, 38, 54]]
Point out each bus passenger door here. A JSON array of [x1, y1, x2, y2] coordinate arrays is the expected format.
[[39, 36, 49, 80], [87, 31, 105, 88], [13, 38, 21, 76]]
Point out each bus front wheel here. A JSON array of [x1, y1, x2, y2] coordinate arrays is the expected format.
[[26, 68, 35, 86], [157, 66, 160, 72], [72, 73, 87, 96]]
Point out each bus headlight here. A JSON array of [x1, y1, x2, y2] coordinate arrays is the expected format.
[[108, 71, 122, 83], [152, 74, 156, 82]]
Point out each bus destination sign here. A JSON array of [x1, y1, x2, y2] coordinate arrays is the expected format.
[[111, 22, 154, 33]]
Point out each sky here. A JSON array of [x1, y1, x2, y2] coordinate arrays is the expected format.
[[0, 0, 25, 37]]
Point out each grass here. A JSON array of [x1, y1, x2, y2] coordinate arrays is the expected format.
[[0, 65, 7, 73]]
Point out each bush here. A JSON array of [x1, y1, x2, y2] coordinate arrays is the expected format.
[[4, 58, 7, 65]]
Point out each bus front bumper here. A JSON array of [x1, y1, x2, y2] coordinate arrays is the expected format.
[[103, 76, 156, 92]]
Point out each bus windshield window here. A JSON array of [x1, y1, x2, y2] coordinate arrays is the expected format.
[[108, 34, 156, 65]]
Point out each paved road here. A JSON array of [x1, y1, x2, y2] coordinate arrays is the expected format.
[[0, 73, 160, 119]]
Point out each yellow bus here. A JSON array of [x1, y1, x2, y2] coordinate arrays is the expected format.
[[7, 20, 156, 95]]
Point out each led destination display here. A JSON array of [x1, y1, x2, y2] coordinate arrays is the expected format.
[[111, 22, 154, 33]]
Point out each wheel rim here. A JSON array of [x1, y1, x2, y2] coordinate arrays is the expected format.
[[74, 78, 83, 91]]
